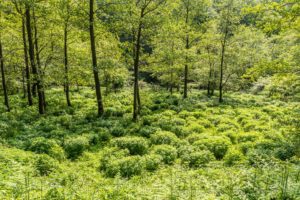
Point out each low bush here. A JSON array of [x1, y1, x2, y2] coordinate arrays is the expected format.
[[64, 136, 89, 160], [138, 126, 160, 138], [193, 136, 231, 160], [183, 123, 205, 135], [152, 145, 177, 164], [143, 154, 162, 171], [224, 148, 245, 166], [99, 148, 129, 177], [111, 136, 149, 155], [118, 156, 144, 178], [43, 188, 64, 200], [110, 125, 126, 137], [34, 154, 58, 176], [186, 133, 205, 144], [27, 137, 65, 161], [237, 132, 261, 143], [150, 131, 179, 146], [181, 150, 215, 168]]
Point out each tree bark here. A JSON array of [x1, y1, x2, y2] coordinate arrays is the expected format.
[[22, 18, 33, 105], [0, 37, 10, 112], [219, 42, 225, 103], [89, 0, 104, 116], [133, 19, 142, 121], [33, 9, 46, 110], [183, 3, 190, 99], [64, 24, 71, 107], [25, 5, 44, 114]]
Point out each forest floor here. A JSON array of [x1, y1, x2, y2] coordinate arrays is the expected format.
[[0, 87, 299, 199]]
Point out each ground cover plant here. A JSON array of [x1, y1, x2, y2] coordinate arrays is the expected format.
[[0, 0, 299, 199]]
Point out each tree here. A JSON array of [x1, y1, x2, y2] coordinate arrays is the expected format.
[[13, 0, 33, 105], [217, 0, 239, 103], [89, 0, 104, 116], [25, 2, 45, 114], [131, 0, 167, 121], [0, 36, 10, 112]]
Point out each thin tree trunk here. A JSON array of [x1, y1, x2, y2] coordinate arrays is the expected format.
[[89, 0, 104, 116], [25, 5, 44, 114], [183, 4, 190, 99], [0, 37, 10, 112], [133, 20, 142, 121], [219, 42, 225, 103], [33, 9, 46, 110], [64, 24, 71, 107], [22, 17, 33, 105], [21, 67, 26, 98]]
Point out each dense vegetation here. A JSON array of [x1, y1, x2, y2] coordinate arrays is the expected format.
[[0, 0, 299, 199]]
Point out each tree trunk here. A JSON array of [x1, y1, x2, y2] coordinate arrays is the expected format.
[[183, 4, 190, 99], [219, 43, 225, 103], [33, 9, 46, 110], [22, 18, 33, 105], [0, 37, 10, 112], [133, 20, 142, 121], [64, 24, 71, 107], [21, 67, 26, 98], [89, 0, 104, 116], [25, 5, 44, 114]]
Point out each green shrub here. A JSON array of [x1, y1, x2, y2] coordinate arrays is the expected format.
[[186, 133, 204, 144], [138, 126, 160, 138], [119, 156, 144, 178], [143, 154, 162, 171], [101, 154, 144, 178], [28, 137, 65, 161], [183, 123, 205, 134], [96, 128, 111, 142], [274, 142, 295, 161], [222, 131, 238, 144], [35, 154, 58, 176], [43, 188, 64, 200], [150, 131, 179, 146], [177, 145, 194, 157], [110, 125, 126, 137], [152, 145, 177, 164], [99, 148, 129, 177], [246, 150, 274, 167], [111, 136, 149, 155], [193, 136, 231, 160], [238, 142, 255, 155], [237, 132, 261, 143], [64, 136, 89, 160], [224, 148, 245, 166], [181, 150, 215, 168]]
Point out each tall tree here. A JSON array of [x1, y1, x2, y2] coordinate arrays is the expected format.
[[13, 0, 33, 105], [63, 1, 71, 107], [89, 0, 104, 116], [25, 3, 45, 114], [32, 8, 46, 109], [132, 0, 167, 121], [0, 36, 10, 112], [217, 0, 239, 103]]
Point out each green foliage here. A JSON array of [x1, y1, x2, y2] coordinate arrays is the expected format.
[[150, 131, 180, 146], [34, 155, 58, 176], [27, 137, 65, 161], [64, 136, 89, 160], [193, 136, 231, 160], [224, 148, 245, 166], [152, 145, 177, 165], [143, 154, 162, 171], [111, 136, 149, 155], [181, 150, 215, 168]]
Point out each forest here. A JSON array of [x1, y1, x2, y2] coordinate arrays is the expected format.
[[0, 0, 299, 199]]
